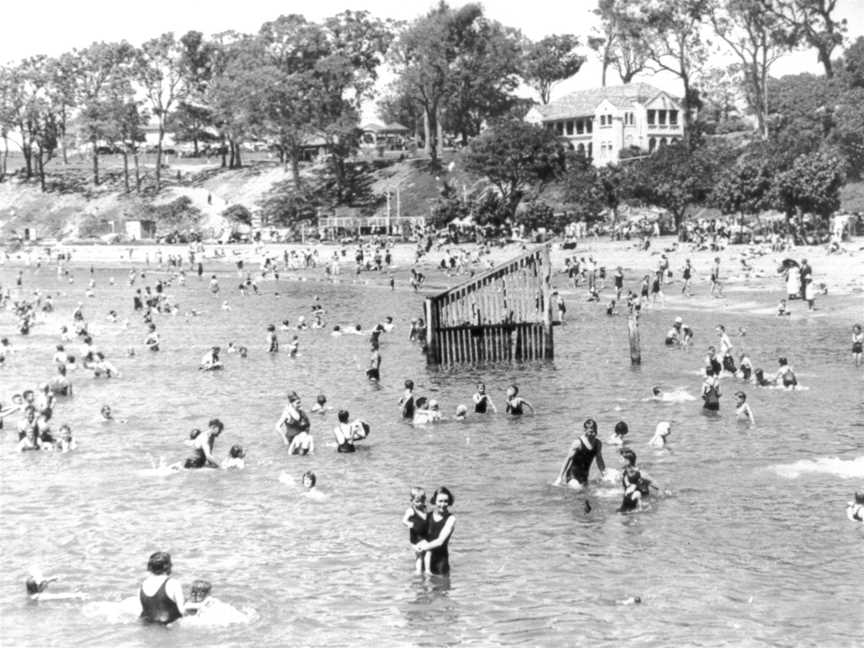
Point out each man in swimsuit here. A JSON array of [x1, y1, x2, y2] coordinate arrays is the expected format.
[[554, 418, 607, 489], [139, 552, 185, 624]]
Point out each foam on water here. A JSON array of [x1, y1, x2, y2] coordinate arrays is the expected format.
[[769, 456, 864, 479]]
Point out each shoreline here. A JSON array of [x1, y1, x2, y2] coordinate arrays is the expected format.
[[4, 237, 863, 322]]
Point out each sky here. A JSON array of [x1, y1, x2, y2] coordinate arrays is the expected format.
[[3, 0, 863, 121]]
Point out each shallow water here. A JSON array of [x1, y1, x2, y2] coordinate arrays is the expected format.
[[1, 263, 863, 647]]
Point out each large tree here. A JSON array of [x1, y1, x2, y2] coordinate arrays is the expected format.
[[768, 0, 847, 78], [462, 119, 562, 220], [523, 34, 585, 104], [773, 150, 846, 220], [590, 0, 648, 86], [711, 0, 795, 139], [135, 33, 186, 191]]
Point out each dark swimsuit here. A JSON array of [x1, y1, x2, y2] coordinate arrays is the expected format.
[[401, 396, 415, 419], [474, 395, 488, 414], [505, 399, 524, 416], [703, 385, 720, 410], [185, 435, 217, 469], [565, 438, 600, 484], [139, 578, 182, 625], [426, 511, 452, 576], [409, 511, 427, 544]]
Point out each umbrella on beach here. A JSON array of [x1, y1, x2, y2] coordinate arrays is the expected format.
[[778, 258, 799, 273]]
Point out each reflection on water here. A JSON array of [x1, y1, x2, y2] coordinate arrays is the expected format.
[[1, 264, 863, 646]]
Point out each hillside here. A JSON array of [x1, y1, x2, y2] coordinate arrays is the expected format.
[[0, 152, 861, 242]]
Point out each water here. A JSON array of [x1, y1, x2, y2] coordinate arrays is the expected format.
[[1, 263, 863, 647]]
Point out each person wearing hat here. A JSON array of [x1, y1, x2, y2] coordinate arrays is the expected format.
[[139, 551, 185, 624]]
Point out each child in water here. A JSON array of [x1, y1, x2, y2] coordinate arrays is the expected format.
[[223, 444, 246, 469], [402, 487, 428, 574], [734, 392, 756, 424], [649, 422, 671, 448], [287, 426, 314, 455], [608, 421, 629, 446], [618, 448, 653, 513], [504, 385, 534, 416]]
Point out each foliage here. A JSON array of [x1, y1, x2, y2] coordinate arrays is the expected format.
[[773, 150, 846, 219], [522, 34, 585, 104], [222, 204, 252, 225], [590, 0, 649, 85], [462, 119, 563, 220], [711, 155, 776, 216], [766, 0, 847, 78], [258, 180, 320, 227]]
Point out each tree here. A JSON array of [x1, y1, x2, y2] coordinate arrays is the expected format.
[[135, 33, 186, 191], [173, 31, 218, 156], [462, 119, 562, 221], [711, 0, 795, 139], [768, 0, 847, 78], [591, 0, 648, 86], [222, 204, 252, 226], [711, 156, 776, 218], [772, 150, 846, 220], [523, 34, 585, 104], [619, 0, 712, 143], [75, 41, 136, 185], [390, 2, 504, 163], [696, 64, 743, 125], [840, 36, 864, 89]]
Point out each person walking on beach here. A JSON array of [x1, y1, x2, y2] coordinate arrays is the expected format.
[[681, 259, 693, 296], [852, 324, 863, 366], [710, 257, 723, 298]]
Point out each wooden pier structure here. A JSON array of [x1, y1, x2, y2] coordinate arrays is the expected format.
[[424, 245, 555, 365]]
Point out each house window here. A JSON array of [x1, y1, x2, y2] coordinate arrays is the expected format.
[[556, 122, 564, 135], [586, 119, 593, 134], [587, 142, 593, 158], [566, 121, 574, 135], [669, 110, 679, 126], [599, 115, 606, 127], [624, 112, 634, 125], [649, 137, 657, 153], [658, 110, 667, 126], [647, 110, 656, 126], [576, 120, 584, 135]]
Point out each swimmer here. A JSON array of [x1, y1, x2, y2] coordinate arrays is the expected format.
[[402, 487, 428, 574], [333, 409, 356, 453], [221, 300, 231, 311], [414, 398, 442, 424], [701, 374, 721, 411], [288, 335, 299, 358], [139, 551, 185, 624], [310, 394, 331, 415], [275, 391, 310, 446], [266, 324, 278, 353], [287, 426, 314, 455], [184, 580, 213, 616], [399, 380, 416, 419], [222, 444, 246, 469], [649, 421, 671, 448], [847, 491, 864, 523], [55, 424, 77, 453], [851, 324, 863, 367], [200, 346, 223, 371], [737, 353, 753, 381], [554, 418, 607, 489], [455, 404, 468, 420], [504, 385, 534, 416], [617, 447, 655, 513], [144, 324, 160, 352], [472, 382, 497, 414], [183, 418, 224, 469], [366, 342, 380, 381], [753, 368, 773, 387], [734, 391, 756, 424], [608, 421, 629, 446], [774, 356, 797, 388], [301, 471, 327, 501], [25, 569, 58, 601], [648, 386, 664, 401]]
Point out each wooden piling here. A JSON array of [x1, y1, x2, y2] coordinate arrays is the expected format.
[[628, 312, 641, 366]]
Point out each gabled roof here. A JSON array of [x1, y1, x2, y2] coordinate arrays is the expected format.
[[361, 122, 409, 133], [536, 83, 679, 121]]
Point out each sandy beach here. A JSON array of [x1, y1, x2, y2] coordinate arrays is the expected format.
[[5, 235, 864, 321]]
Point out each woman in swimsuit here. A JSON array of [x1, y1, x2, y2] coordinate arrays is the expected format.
[[472, 382, 497, 414], [852, 324, 863, 367], [774, 357, 797, 388], [504, 385, 534, 416], [554, 418, 607, 489], [139, 552, 185, 624], [415, 487, 456, 577]]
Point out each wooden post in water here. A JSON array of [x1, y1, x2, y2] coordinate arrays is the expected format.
[[628, 311, 641, 365]]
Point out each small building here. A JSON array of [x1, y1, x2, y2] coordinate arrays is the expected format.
[[125, 219, 157, 241], [525, 83, 685, 167], [360, 122, 410, 149]]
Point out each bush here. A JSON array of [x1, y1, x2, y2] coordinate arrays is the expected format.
[[222, 204, 252, 226]]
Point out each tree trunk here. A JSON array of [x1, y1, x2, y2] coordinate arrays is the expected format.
[[234, 142, 242, 169], [228, 143, 235, 169], [37, 151, 46, 192], [122, 151, 130, 193], [423, 109, 431, 157], [92, 138, 100, 185], [0, 134, 7, 181], [193, 137, 199, 156], [60, 118, 68, 165], [436, 109, 443, 160], [155, 123, 165, 191], [133, 150, 141, 193], [220, 136, 227, 168], [290, 149, 301, 189]]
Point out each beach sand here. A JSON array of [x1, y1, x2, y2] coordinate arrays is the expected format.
[[7, 236, 864, 321]]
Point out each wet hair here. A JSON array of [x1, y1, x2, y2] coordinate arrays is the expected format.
[[267, 324, 275, 331], [619, 447, 637, 466], [614, 421, 629, 436], [303, 471, 317, 487], [414, 396, 428, 410], [404, 379, 414, 390], [337, 409, 349, 423], [316, 394, 327, 405], [735, 391, 747, 401], [432, 486, 454, 506], [855, 491, 864, 505], [26, 577, 49, 595], [652, 386, 662, 396], [190, 579, 212, 600], [208, 418, 224, 433], [778, 357, 788, 366], [229, 444, 245, 458], [583, 418, 598, 433], [147, 551, 172, 575], [410, 486, 426, 502]]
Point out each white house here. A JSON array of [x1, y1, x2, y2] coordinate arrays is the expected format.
[[525, 83, 684, 167]]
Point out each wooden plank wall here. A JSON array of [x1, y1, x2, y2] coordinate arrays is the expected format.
[[425, 245, 554, 365]]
